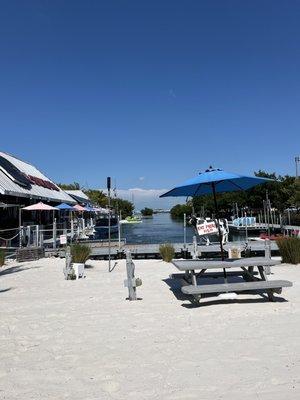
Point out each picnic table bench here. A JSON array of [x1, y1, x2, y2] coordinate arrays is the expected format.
[[171, 257, 292, 304]]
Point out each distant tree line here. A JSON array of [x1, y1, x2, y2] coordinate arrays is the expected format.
[[170, 171, 300, 220], [141, 207, 153, 216], [58, 182, 134, 218]]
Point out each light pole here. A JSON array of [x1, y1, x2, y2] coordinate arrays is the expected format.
[[107, 176, 111, 272], [295, 156, 300, 179]]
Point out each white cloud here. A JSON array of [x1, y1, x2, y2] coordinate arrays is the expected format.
[[139, 177, 145, 181], [101, 188, 185, 211]]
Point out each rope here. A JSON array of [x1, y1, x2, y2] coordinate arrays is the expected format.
[[0, 231, 21, 241], [0, 227, 20, 232]]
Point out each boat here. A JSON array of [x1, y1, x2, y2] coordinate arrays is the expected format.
[[120, 215, 142, 224]]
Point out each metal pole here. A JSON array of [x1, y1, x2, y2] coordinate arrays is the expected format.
[[36, 224, 39, 247], [266, 191, 270, 237], [212, 183, 225, 260], [118, 211, 121, 251], [244, 211, 248, 244], [19, 207, 22, 248], [53, 218, 57, 249], [211, 183, 227, 283], [183, 213, 186, 249], [107, 177, 112, 272], [295, 156, 300, 179]]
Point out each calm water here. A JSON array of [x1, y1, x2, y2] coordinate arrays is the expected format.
[[120, 213, 249, 244]]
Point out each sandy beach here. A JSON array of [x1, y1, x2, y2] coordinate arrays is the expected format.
[[0, 257, 300, 400]]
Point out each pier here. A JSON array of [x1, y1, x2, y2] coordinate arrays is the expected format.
[[80, 240, 279, 260], [229, 222, 300, 233]]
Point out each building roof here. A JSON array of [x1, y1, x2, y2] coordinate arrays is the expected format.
[[0, 151, 76, 204], [65, 190, 90, 204]]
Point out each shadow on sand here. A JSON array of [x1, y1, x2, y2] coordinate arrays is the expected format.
[[163, 277, 288, 309], [0, 287, 12, 293], [84, 264, 94, 269], [0, 264, 43, 277]]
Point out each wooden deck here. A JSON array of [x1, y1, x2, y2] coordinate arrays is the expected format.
[[87, 240, 279, 260]]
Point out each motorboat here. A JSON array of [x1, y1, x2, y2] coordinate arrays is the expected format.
[[120, 215, 142, 224]]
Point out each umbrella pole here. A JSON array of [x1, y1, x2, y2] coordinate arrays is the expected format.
[[212, 183, 227, 281]]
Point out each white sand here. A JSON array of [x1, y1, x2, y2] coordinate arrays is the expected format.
[[0, 257, 300, 400]]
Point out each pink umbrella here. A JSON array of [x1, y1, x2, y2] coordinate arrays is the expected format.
[[73, 204, 86, 211], [22, 202, 58, 211], [93, 207, 109, 213], [21, 202, 58, 239]]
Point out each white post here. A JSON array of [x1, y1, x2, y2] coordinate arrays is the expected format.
[[19, 207, 22, 248], [264, 238, 271, 259], [40, 230, 44, 247], [27, 226, 31, 247], [244, 212, 248, 244], [107, 177, 112, 272], [192, 235, 198, 259], [126, 251, 137, 300], [118, 211, 121, 250], [183, 213, 187, 249], [53, 218, 57, 249], [36, 225, 39, 247], [71, 219, 74, 240]]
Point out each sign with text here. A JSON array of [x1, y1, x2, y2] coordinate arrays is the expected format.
[[60, 234, 67, 245], [196, 220, 218, 236]]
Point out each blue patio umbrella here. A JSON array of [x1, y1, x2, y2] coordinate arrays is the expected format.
[[160, 167, 272, 263], [56, 203, 75, 211]]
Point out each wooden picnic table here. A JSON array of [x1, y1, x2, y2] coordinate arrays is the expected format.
[[171, 257, 292, 304]]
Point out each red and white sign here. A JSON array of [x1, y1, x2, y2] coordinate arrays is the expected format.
[[60, 234, 67, 245], [196, 220, 218, 236]]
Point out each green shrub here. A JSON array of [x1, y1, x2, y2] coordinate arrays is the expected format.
[[71, 244, 91, 263], [276, 237, 300, 264], [0, 249, 5, 267], [141, 207, 153, 216], [159, 243, 175, 262]]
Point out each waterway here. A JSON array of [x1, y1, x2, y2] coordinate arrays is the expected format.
[[120, 213, 251, 244]]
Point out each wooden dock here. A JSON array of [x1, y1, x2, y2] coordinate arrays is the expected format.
[[87, 240, 279, 260], [229, 223, 300, 232]]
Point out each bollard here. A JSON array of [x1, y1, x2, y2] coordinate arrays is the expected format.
[[264, 239, 271, 275], [63, 246, 73, 280], [192, 236, 199, 259], [124, 251, 142, 300], [53, 219, 57, 249]]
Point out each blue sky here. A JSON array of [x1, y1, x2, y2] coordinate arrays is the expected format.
[[1, 1, 300, 207]]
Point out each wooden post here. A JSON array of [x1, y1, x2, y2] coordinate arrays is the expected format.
[[64, 245, 72, 280], [192, 236, 198, 259], [118, 211, 121, 250], [71, 218, 74, 241], [53, 218, 57, 249], [264, 239, 271, 275], [183, 213, 187, 249], [36, 225, 39, 247], [264, 238, 271, 258], [126, 251, 137, 300], [18, 207, 22, 248]]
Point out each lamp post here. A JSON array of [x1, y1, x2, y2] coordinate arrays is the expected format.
[[107, 177, 111, 272], [295, 156, 300, 179]]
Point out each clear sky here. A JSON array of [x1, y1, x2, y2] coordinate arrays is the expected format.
[[1, 1, 300, 205]]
